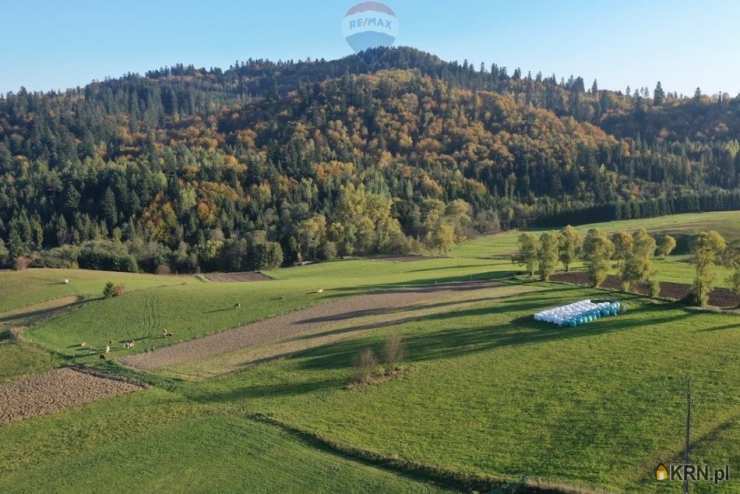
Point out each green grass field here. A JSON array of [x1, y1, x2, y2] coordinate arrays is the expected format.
[[0, 388, 449, 494], [187, 287, 738, 492], [0, 268, 193, 314], [1, 211, 739, 493], [24, 257, 508, 359], [0, 339, 58, 382]]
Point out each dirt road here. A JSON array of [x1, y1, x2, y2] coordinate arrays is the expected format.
[[121, 281, 504, 372]]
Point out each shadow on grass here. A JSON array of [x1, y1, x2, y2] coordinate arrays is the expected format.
[[294, 295, 695, 373], [190, 378, 346, 403], [24, 275, 72, 286], [293, 283, 569, 338], [0, 297, 91, 324], [296, 297, 501, 325], [697, 322, 740, 332], [189, 288, 697, 404], [407, 264, 495, 273], [324, 270, 519, 299], [287, 297, 514, 344]]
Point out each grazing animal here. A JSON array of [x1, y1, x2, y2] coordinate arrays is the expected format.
[[316, 289, 324, 294], [63, 279, 70, 285], [234, 303, 241, 309], [162, 329, 173, 338], [99, 354, 106, 360], [80, 342, 87, 348], [105, 345, 111, 354]]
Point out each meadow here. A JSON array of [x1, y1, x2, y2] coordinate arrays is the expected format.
[[0, 388, 451, 494], [1, 211, 739, 493], [186, 288, 738, 492], [0, 268, 194, 314]]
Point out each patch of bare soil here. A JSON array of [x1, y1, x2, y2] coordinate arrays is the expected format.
[[0, 368, 142, 425], [202, 272, 273, 283], [551, 272, 739, 308], [121, 280, 504, 372]]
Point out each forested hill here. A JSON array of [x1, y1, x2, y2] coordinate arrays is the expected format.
[[1, 47, 740, 273]]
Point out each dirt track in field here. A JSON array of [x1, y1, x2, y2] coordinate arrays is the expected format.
[[0, 368, 142, 425], [121, 280, 503, 372]]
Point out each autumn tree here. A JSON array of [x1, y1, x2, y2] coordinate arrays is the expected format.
[[296, 215, 328, 261], [723, 240, 740, 303], [416, 198, 471, 254], [538, 232, 561, 281], [429, 223, 456, 254], [558, 225, 583, 272], [691, 231, 727, 306], [620, 228, 657, 292], [610, 231, 634, 270], [656, 234, 677, 257], [582, 229, 614, 287], [444, 200, 473, 242], [515, 233, 540, 278]]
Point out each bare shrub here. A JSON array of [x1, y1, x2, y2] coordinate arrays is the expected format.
[[155, 264, 172, 275], [383, 334, 405, 370], [112, 285, 125, 297], [14, 256, 32, 271], [352, 348, 378, 385]]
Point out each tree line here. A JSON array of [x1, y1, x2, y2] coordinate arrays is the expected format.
[[515, 227, 740, 307], [535, 190, 740, 227]]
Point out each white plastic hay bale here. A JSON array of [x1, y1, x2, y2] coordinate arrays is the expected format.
[[535, 299, 620, 327]]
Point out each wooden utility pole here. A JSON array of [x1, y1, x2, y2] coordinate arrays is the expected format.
[[683, 378, 692, 494]]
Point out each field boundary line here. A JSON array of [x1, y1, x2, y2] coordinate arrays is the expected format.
[[65, 364, 149, 388]]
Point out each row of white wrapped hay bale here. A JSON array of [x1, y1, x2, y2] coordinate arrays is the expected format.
[[534, 300, 622, 327]]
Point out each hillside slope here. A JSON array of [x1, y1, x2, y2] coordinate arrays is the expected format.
[[1, 48, 740, 272]]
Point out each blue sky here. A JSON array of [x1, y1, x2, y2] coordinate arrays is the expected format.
[[1, 0, 738, 96]]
